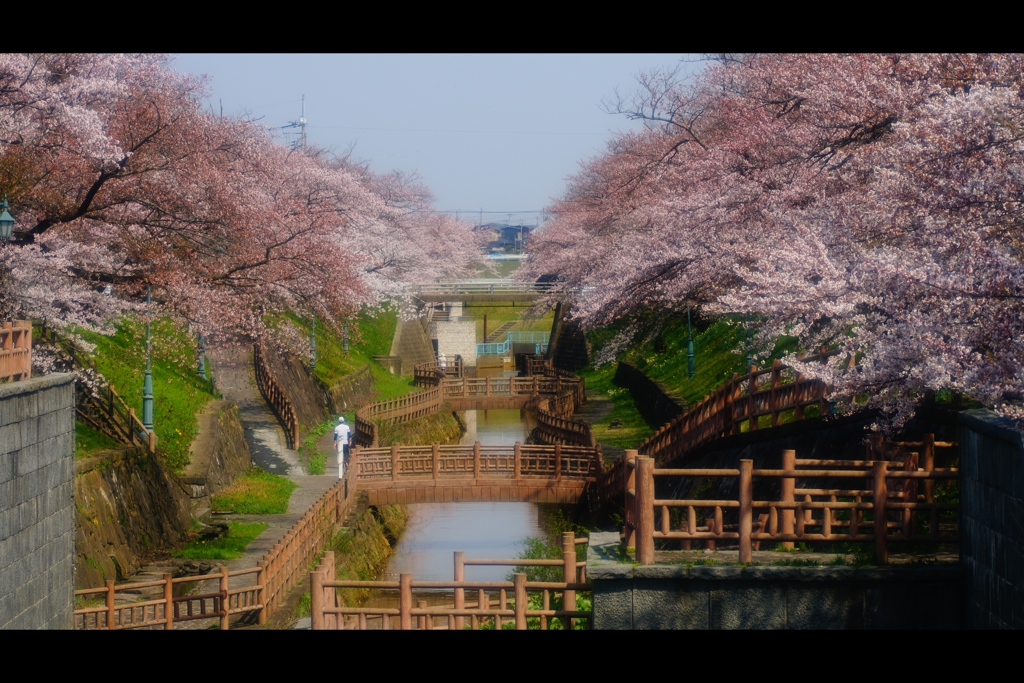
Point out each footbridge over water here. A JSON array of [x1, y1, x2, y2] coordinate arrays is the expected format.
[[412, 280, 560, 304], [350, 442, 599, 505]]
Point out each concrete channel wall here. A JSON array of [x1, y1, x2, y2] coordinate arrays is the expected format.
[[0, 373, 75, 630], [586, 533, 963, 629], [960, 409, 1024, 629]]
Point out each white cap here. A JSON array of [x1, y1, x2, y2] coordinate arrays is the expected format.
[[338, 416, 345, 423]]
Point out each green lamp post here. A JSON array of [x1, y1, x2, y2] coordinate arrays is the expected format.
[[142, 287, 154, 431], [310, 312, 317, 369], [687, 306, 696, 379], [0, 195, 16, 242], [343, 322, 349, 355], [196, 333, 207, 380]]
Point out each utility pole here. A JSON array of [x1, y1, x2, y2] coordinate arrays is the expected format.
[[284, 95, 308, 152]]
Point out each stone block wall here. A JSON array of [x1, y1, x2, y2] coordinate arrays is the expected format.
[[0, 373, 75, 630], [960, 409, 1024, 629]]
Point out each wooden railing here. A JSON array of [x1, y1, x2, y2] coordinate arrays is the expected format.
[[309, 532, 591, 630], [637, 348, 845, 463], [414, 358, 463, 382], [414, 281, 560, 297], [74, 466, 359, 630], [74, 566, 264, 630], [0, 319, 31, 382], [35, 321, 157, 453], [359, 359, 592, 448], [622, 436, 959, 565], [352, 442, 600, 484], [253, 341, 300, 450]]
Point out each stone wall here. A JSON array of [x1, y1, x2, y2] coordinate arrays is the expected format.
[[326, 363, 375, 414], [959, 409, 1024, 629], [587, 533, 963, 629], [0, 373, 75, 629], [73, 447, 193, 588], [184, 400, 251, 495], [613, 362, 686, 430], [390, 316, 436, 373], [264, 349, 330, 430]]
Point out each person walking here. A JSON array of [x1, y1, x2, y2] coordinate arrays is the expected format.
[[333, 416, 352, 478]]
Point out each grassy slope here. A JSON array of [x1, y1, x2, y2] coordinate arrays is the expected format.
[[76, 318, 217, 471], [582, 315, 805, 449]]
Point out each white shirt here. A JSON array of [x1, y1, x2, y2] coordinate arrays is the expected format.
[[334, 423, 351, 445]]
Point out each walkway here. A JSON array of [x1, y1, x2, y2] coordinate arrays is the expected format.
[[128, 344, 342, 629]]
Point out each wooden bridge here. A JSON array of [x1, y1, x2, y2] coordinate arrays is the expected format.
[[351, 442, 600, 504]]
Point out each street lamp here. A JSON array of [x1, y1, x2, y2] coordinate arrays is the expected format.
[[0, 195, 16, 242], [687, 306, 695, 379], [343, 322, 349, 355], [196, 332, 207, 380], [310, 312, 317, 368], [142, 287, 154, 431]]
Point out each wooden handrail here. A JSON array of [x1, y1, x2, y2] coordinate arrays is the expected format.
[[627, 437, 958, 566], [0, 320, 32, 382], [637, 348, 846, 463], [253, 342, 300, 450]]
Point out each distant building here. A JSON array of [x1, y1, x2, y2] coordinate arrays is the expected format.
[[473, 222, 533, 252]]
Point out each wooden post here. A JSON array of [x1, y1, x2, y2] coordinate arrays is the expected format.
[[400, 574, 412, 630], [739, 459, 753, 563], [256, 561, 267, 625], [417, 600, 428, 630], [554, 443, 562, 481], [219, 565, 230, 630], [106, 580, 115, 630], [310, 570, 325, 630], [473, 441, 481, 479], [514, 573, 527, 630], [781, 449, 795, 549], [485, 376, 491, 396], [391, 444, 400, 482], [483, 314, 488, 343], [706, 517, 716, 551], [661, 505, 670, 535], [686, 505, 696, 550], [562, 531, 576, 628], [533, 375, 538, 396], [636, 457, 655, 565], [148, 429, 157, 453], [432, 442, 440, 480], [514, 441, 521, 479], [454, 551, 465, 631], [163, 574, 174, 630], [624, 450, 637, 548], [127, 408, 136, 445], [873, 461, 888, 564]]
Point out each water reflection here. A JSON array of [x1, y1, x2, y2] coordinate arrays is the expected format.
[[382, 409, 543, 582]]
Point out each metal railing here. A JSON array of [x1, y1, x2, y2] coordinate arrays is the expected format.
[[477, 331, 550, 356]]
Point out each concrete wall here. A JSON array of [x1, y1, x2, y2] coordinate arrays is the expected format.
[[0, 373, 75, 630], [431, 318, 477, 367], [960, 409, 1024, 629], [587, 533, 963, 629], [613, 362, 686, 430]]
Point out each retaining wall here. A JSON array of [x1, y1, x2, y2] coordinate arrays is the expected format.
[[587, 532, 963, 629], [0, 373, 75, 629], [613, 362, 686, 430], [960, 409, 1024, 629]]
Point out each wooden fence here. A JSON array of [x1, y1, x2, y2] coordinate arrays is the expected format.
[[0, 320, 31, 382], [622, 435, 959, 565], [74, 468, 358, 630], [253, 342, 300, 450], [74, 566, 264, 630], [358, 359, 592, 449], [352, 442, 600, 484], [34, 321, 157, 453], [637, 348, 845, 464], [309, 532, 591, 630]]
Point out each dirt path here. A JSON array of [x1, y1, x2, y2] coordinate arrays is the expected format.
[[575, 388, 625, 464]]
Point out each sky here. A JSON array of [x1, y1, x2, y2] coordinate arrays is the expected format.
[[170, 54, 705, 226]]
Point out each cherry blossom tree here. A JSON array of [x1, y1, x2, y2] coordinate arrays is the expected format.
[[523, 53, 1024, 426]]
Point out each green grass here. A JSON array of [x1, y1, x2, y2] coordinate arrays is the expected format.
[[74, 316, 217, 472], [281, 305, 398, 387], [577, 365, 654, 449], [75, 420, 122, 458], [173, 522, 268, 560], [376, 408, 463, 447], [211, 467, 297, 514], [463, 302, 555, 343]]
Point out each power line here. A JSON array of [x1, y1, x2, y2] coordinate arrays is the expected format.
[[304, 125, 608, 137]]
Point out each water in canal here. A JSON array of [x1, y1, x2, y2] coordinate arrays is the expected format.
[[383, 408, 551, 583]]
